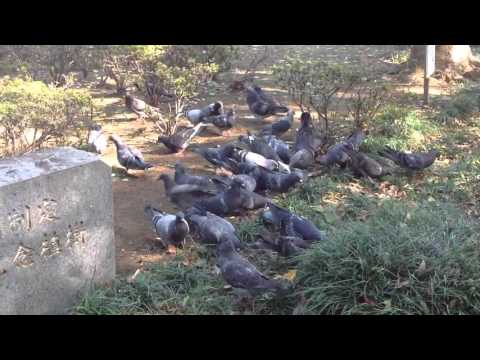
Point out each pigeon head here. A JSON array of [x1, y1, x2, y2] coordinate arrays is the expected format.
[[253, 85, 262, 93], [231, 177, 247, 190], [109, 134, 122, 146], [300, 112, 313, 128], [430, 149, 440, 158], [175, 212, 186, 221], [174, 162, 186, 174], [157, 136, 169, 145], [90, 124, 102, 132], [212, 101, 224, 114]]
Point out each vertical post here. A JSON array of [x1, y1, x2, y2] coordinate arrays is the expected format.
[[424, 45, 436, 106]]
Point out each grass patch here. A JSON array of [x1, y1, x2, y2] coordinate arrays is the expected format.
[[295, 199, 480, 315]]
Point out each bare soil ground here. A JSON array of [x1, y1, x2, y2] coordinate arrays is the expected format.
[[89, 45, 450, 275]]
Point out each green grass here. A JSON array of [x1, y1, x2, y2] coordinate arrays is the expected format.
[[295, 199, 480, 315]]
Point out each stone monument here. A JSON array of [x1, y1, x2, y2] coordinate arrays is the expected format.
[[0, 147, 115, 314]]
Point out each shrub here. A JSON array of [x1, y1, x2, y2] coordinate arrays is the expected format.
[[0, 78, 93, 156], [295, 199, 480, 315]]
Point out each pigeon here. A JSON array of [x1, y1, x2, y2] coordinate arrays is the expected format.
[[192, 144, 239, 172], [233, 148, 291, 174], [317, 142, 350, 168], [216, 235, 283, 297], [345, 129, 367, 151], [239, 133, 281, 162], [289, 149, 316, 170], [157, 123, 208, 155], [317, 129, 368, 168], [125, 94, 147, 118], [258, 110, 294, 137], [87, 124, 108, 154], [158, 173, 217, 209], [185, 207, 242, 249], [181, 101, 224, 125], [203, 107, 236, 135], [174, 162, 213, 187], [294, 112, 326, 154], [144, 205, 189, 249], [211, 174, 258, 193], [250, 167, 303, 193], [263, 135, 292, 164], [343, 145, 388, 179], [110, 135, 153, 173], [245, 85, 289, 119], [193, 177, 269, 217], [378, 146, 439, 171], [263, 203, 326, 243]]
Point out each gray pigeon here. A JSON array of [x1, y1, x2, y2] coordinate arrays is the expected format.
[[181, 101, 224, 125], [263, 135, 292, 164], [158, 174, 217, 209], [258, 110, 294, 137], [294, 112, 326, 154], [263, 203, 326, 243], [125, 94, 147, 118], [239, 133, 282, 162], [110, 135, 153, 173], [289, 149, 316, 170], [192, 144, 239, 173], [343, 145, 389, 179], [203, 107, 236, 135], [87, 124, 108, 154], [211, 174, 258, 193], [174, 162, 213, 187], [157, 123, 209, 155], [317, 129, 367, 168], [193, 177, 269, 217], [378, 146, 439, 171], [233, 148, 291, 174], [216, 235, 283, 297], [249, 167, 303, 194], [144, 205, 189, 248], [185, 207, 242, 249]]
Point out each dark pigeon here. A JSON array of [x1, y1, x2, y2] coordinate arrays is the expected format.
[[294, 112, 325, 154], [263, 135, 292, 164], [158, 173, 217, 210], [216, 235, 283, 297], [203, 107, 236, 134], [174, 162, 213, 187], [211, 174, 258, 193], [263, 203, 326, 243], [110, 134, 153, 172], [192, 144, 239, 173], [378, 146, 439, 171], [185, 207, 242, 249], [250, 167, 303, 193], [258, 110, 294, 137], [343, 145, 389, 179], [245, 85, 289, 119], [193, 177, 269, 217]]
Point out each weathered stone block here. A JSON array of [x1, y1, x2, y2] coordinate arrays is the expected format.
[[0, 147, 115, 314]]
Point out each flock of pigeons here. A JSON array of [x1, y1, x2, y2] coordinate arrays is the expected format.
[[87, 84, 440, 299]]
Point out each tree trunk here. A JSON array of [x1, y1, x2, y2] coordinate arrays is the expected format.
[[409, 45, 480, 82]]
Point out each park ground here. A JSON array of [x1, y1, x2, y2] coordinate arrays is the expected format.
[[75, 46, 480, 315]]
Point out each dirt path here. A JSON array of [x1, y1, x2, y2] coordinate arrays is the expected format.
[[91, 45, 447, 276]]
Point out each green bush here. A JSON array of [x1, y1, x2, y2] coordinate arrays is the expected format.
[[0, 78, 93, 156], [295, 199, 480, 315]]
